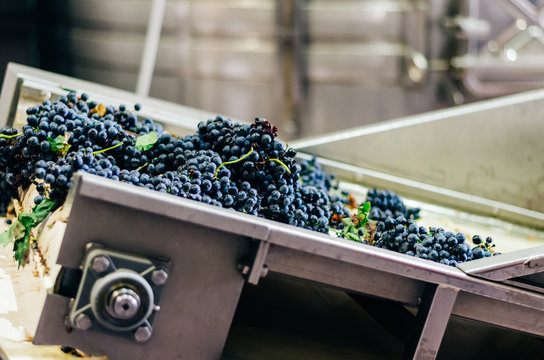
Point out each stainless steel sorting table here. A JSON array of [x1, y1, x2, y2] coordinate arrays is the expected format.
[[1, 63, 543, 359]]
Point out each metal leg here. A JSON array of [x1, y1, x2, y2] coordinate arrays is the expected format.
[[404, 284, 459, 360]]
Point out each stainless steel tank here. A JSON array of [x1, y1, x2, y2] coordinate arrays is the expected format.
[[43, 0, 544, 140]]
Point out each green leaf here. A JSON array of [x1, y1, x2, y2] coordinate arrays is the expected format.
[[1, 199, 60, 267], [345, 233, 361, 242], [361, 201, 371, 214], [13, 236, 30, 269], [32, 198, 59, 223], [18, 212, 37, 230], [48, 134, 71, 156], [0, 222, 16, 247], [341, 217, 352, 227], [357, 201, 371, 228], [135, 131, 158, 151]]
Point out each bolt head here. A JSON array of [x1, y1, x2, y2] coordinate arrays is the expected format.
[[91, 256, 110, 273], [134, 326, 152, 342], [151, 269, 168, 286], [74, 313, 92, 330], [240, 265, 250, 275]]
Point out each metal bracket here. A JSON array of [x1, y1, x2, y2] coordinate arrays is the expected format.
[[65, 244, 170, 342], [404, 284, 459, 360], [247, 240, 270, 285]]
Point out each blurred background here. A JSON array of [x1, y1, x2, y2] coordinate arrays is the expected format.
[[2, 0, 544, 140]]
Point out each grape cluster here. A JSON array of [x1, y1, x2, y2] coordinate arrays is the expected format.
[[0, 92, 501, 265], [0, 95, 335, 234], [195, 116, 331, 232], [366, 188, 420, 221], [299, 156, 336, 191], [372, 216, 498, 266], [297, 157, 350, 227]]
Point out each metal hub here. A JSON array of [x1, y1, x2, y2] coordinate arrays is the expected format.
[[89, 268, 155, 331], [106, 287, 141, 320]]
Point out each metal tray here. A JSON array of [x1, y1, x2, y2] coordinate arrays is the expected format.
[[1, 63, 544, 359]]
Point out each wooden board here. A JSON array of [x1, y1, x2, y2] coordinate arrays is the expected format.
[[0, 186, 105, 359]]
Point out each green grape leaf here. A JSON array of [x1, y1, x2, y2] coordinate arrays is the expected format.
[[135, 131, 158, 151], [341, 201, 373, 244], [0, 199, 60, 267], [48, 134, 72, 157], [18, 212, 37, 231], [357, 201, 371, 228], [32, 198, 59, 223], [13, 235, 30, 269], [0, 222, 16, 247], [345, 233, 361, 242]]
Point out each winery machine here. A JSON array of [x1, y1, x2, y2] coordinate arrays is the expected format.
[[1, 63, 544, 359]]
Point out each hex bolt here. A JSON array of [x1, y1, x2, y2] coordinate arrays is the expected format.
[[91, 256, 110, 273], [134, 325, 152, 342], [74, 313, 92, 330], [151, 269, 168, 286]]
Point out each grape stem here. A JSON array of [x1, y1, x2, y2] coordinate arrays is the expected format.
[[136, 162, 149, 171], [267, 158, 292, 174], [122, 129, 140, 137], [0, 132, 23, 139], [214, 147, 254, 179], [91, 142, 123, 154]]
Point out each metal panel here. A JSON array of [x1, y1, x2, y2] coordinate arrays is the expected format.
[[30, 172, 544, 360], [0, 63, 216, 134], [34, 174, 256, 360], [291, 89, 544, 218]]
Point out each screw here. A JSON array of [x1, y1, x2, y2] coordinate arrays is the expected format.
[[74, 313, 92, 330], [261, 265, 268, 278], [151, 269, 168, 286], [91, 256, 110, 273], [238, 264, 250, 275], [134, 325, 152, 342]]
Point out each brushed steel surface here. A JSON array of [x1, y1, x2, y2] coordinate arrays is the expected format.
[[292, 89, 544, 216]]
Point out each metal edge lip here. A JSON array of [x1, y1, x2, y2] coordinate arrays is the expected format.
[[290, 87, 544, 150], [72, 172, 271, 241], [3, 62, 220, 128], [266, 225, 544, 311], [73, 173, 472, 283], [457, 245, 544, 274], [268, 222, 466, 278]]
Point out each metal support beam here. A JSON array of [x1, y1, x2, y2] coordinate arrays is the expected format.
[[248, 240, 270, 285], [404, 284, 459, 360], [136, 0, 167, 97]]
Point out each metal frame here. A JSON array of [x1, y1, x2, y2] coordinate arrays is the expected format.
[[33, 173, 544, 359], [2, 63, 544, 359], [0, 63, 218, 135]]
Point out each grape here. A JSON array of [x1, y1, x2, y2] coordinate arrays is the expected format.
[[0, 93, 501, 266], [298, 156, 336, 191]]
